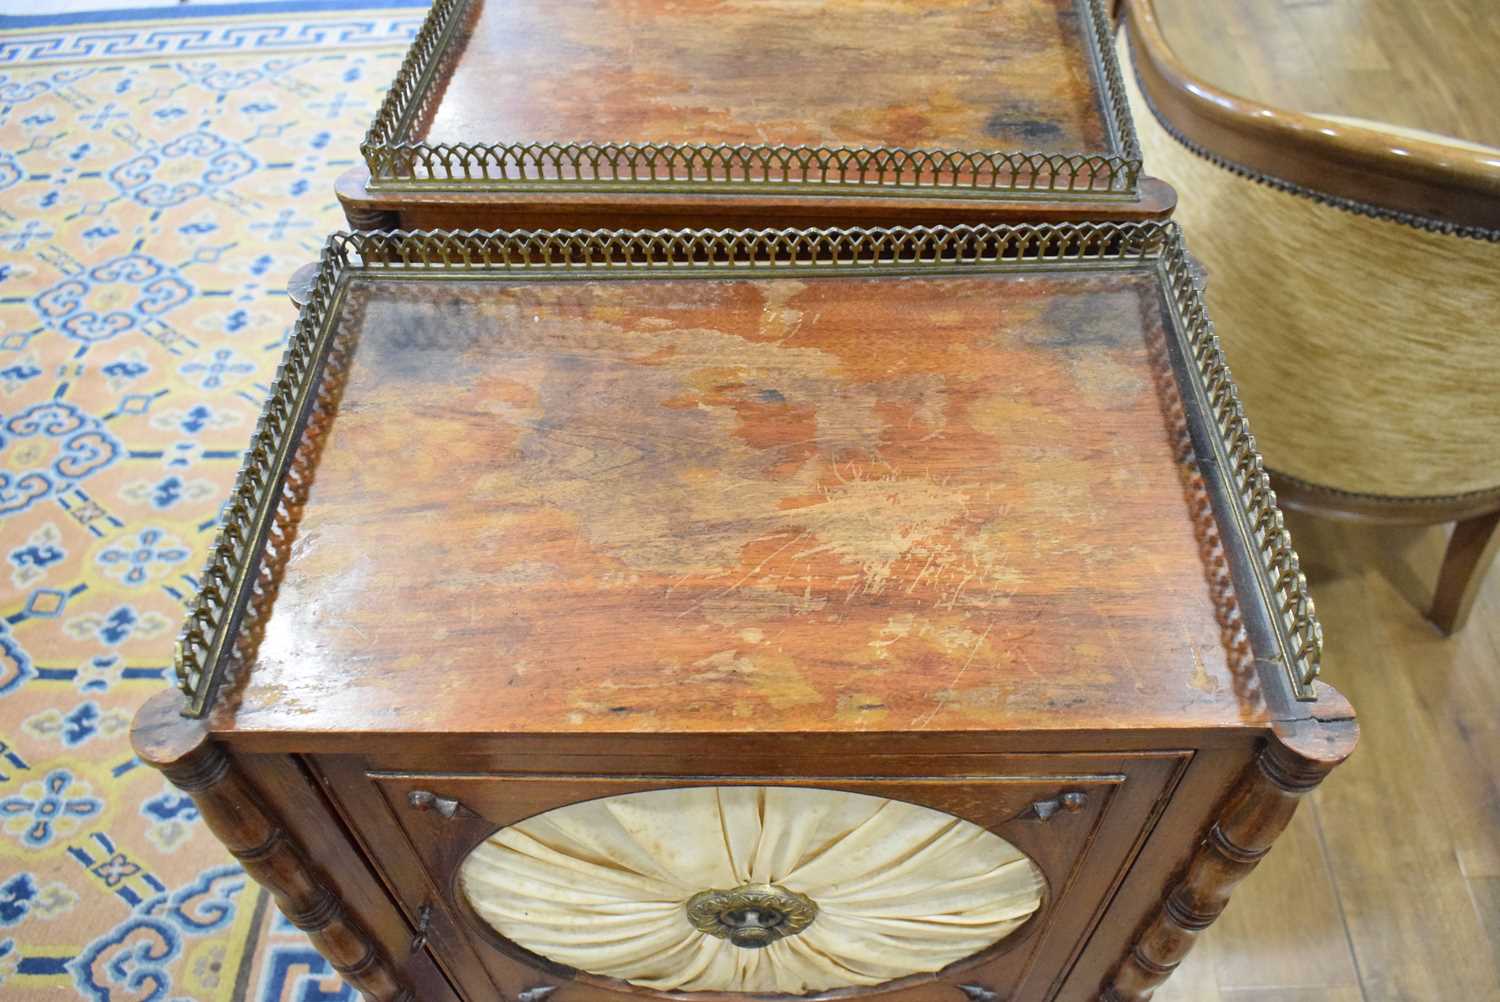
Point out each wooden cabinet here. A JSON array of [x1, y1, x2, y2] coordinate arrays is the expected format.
[[317, 752, 1185, 1001], [132, 223, 1353, 1001], [339, 0, 1174, 231]]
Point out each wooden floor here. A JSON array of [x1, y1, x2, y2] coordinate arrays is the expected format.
[[1151, 513, 1500, 1000], [1132, 4, 1500, 996], [1153, 0, 1500, 149]]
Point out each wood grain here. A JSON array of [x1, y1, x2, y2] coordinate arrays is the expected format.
[[1217, 989, 1364, 1002], [236, 752, 461, 1002], [1206, 804, 1358, 992], [218, 269, 1268, 741], [1295, 521, 1500, 1001], [425, 0, 1113, 154], [1150, 0, 1500, 151], [1103, 709, 1357, 1001], [1428, 508, 1500, 633], [349, 760, 1183, 1002], [1119, 0, 1500, 232], [343, 0, 1180, 229], [177, 239, 1364, 1000]]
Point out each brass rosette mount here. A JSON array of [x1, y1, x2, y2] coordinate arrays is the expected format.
[[686, 883, 818, 950]]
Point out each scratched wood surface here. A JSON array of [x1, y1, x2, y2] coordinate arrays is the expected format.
[[423, 0, 1113, 154], [220, 269, 1268, 738]]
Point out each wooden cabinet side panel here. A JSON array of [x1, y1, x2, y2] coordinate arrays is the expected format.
[[1054, 743, 1252, 1001], [1021, 752, 1193, 1000], [310, 753, 502, 1002], [330, 163, 1177, 234], [381, 194, 1177, 232], [236, 751, 460, 1002]]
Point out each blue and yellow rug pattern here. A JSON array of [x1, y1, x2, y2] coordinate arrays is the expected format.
[[0, 3, 424, 997]]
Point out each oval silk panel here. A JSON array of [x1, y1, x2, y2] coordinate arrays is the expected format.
[[458, 786, 1045, 994]]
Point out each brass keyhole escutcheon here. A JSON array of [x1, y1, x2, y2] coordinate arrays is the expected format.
[[686, 883, 818, 949]]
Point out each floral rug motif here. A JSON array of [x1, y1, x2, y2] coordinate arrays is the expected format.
[[0, 3, 423, 998]]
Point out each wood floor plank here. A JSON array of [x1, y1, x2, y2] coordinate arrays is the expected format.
[[1209, 799, 1361, 991], [1468, 876, 1500, 987], [1279, 515, 1500, 1002], [1158, 513, 1500, 1000], [1221, 988, 1365, 1002], [1151, 932, 1225, 1002], [1366, 523, 1500, 882]]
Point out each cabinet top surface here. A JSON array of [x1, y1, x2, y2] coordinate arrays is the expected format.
[[213, 250, 1280, 739], [407, 0, 1121, 158]]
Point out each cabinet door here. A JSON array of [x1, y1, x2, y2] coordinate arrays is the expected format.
[[317, 753, 1189, 1002]]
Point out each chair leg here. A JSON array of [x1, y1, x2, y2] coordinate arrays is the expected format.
[[1427, 507, 1500, 635]]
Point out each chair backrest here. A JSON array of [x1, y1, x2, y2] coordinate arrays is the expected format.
[[1119, 0, 1500, 238], [1115, 0, 1500, 509]]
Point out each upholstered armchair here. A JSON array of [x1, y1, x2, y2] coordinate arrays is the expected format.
[[1115, 0, 1500, 632]]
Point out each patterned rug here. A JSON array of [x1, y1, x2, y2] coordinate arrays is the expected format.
[[0, 4, 426, 998]]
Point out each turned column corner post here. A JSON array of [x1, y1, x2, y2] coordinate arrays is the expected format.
[[342, 203, 402, 232], [335, 164, 401, 232], [1102, 683, 1357, 1002], [131, 687, 211, 773], [287, 262, 322, 309], [130, 688, 415, 1002]]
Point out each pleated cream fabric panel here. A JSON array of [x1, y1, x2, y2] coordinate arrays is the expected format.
[[459, 786, 1045, 994]]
